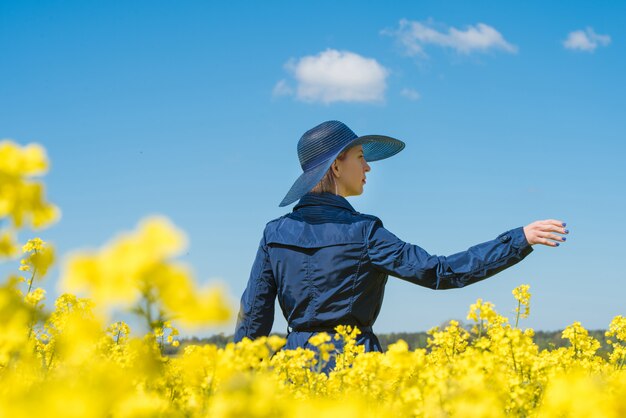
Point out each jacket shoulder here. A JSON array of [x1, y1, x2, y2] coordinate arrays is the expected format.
[[355, 212, 384, 227], [263, 212, 372, 249], [264, 214, 289, 233]]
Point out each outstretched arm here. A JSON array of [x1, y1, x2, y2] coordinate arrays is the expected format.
[[234, 232, 277, 341], [366, 219, 560, 290]]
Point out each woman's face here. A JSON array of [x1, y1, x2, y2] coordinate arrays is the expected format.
[[333, 145, 371, 197]]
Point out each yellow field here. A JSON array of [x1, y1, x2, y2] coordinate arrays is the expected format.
[[1, 139, 625, 417]]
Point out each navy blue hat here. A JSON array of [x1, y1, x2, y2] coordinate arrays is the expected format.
[[279, 120, 405, 207]]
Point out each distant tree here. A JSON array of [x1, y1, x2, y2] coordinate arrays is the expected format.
[[167, 329, 612, 359]]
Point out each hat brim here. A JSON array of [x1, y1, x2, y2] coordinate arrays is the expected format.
[[278, 134, 405, 207]]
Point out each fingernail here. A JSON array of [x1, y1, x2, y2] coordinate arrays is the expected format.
[[565, 229, 569, 234], [562, 237, 566, 241], [562, 222, 567, 227], [555, 243, 560, 246]]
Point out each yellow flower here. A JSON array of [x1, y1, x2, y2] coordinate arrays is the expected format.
[[467, 298, 508, 335], [605, 315, 626, 367], [308, 332, 331, 347], [19, 238, 55, 279], [0, 141, 48, 176], [22, 237, 45, 253], [60, 216, 187, 308], [0, 230, 19, 258], [562, 321, 602, 363], [25, 287, 46, 306], [512, 284, 531, 320], [156, 266, 232, 326], [0, 141, 60, 230]]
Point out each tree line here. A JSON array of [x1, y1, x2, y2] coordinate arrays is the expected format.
[[164, 328, 612, 358]]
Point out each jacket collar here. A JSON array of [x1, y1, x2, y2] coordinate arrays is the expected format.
[[293, 192, 356, 213]]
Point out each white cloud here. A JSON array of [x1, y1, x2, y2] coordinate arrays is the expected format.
[[275, 49, 389, 104], [272, 79, 293, 97], [563, 27, 611, 52], [400, 88, 420, 101], [382, 18, 518, 57]]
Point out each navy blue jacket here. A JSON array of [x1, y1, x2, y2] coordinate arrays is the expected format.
[[234, 192, 533, 355]]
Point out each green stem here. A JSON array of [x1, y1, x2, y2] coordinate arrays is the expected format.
[[45, 347, 56, 374], [26, 270, 36, 295], [27, 320, 35, 340], [144, 294, 153, 331], [25, 265, 39, 341], [510, 339, 518, 373]]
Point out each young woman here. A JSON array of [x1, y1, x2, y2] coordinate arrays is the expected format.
[[234, 120, 569, 369]]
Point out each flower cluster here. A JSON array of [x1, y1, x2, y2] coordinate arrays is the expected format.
[[60, 216, 231, 328], [605, 315, 626, 369], [512, 284, 531, 326], [0, 140, 59, 258]]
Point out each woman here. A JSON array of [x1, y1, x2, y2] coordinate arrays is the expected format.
[[234, 120, 569, 369]]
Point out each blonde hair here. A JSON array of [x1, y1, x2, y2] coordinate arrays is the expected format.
[[310, 148, 349, 195]]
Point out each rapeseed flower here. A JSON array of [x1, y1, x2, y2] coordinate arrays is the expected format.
[[60, 216, 231, 327], [0, 140, 60, 230], [512, 284, 531, 327]]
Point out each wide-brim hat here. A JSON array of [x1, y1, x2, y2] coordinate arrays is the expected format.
[[279, 120, 405, 207]]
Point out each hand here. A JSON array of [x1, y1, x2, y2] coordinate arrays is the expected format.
[[523, 219, 569, 247]]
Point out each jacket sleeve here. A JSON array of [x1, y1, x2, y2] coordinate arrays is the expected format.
[[366, 219, 534, 290], [234, 231, 277, 342]]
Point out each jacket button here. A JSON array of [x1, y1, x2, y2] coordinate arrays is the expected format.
[[499, 234, 511, 243]]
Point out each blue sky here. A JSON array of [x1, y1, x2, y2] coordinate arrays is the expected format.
[[1, 0, 624, 337]]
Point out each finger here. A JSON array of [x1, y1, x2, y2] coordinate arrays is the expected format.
[[536, 232, 559, 242], [541, 225, 569, 234], [544, 219, 566, 228], [538, 231, 565, 240], [544, 233, 566, 242], [539, 237, 560, 247]]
